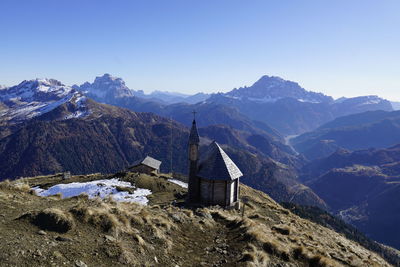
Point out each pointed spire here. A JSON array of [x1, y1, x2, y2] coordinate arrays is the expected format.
[[189, 118, 200, 145]]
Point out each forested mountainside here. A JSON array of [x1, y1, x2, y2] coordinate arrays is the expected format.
[[281, 202, 400, 266], [292, 110, 400, 160], [0, 90, 322, 208], [299, 145, 400, 249]]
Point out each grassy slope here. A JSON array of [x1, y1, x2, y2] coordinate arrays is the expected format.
[[0, 172, 393, 267], [281, 202, 400, 266]]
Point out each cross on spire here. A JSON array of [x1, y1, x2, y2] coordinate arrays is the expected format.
[[192, 110, 197, 120]]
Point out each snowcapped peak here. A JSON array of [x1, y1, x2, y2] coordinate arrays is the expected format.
[[17, 78, 65, 89], [75, 74, 134, 99], [364, 95, 380, 99], [4, 78, 73, 101], [333, 95, 390, 108], [94, 73, 123, 83], [225, 75, 333, 103], [257, 75, 285, 84], [0, 78, 90, 123], [349, 95, 385, 106], [36, 78, 64, 86], [252, 76, 289, 89]]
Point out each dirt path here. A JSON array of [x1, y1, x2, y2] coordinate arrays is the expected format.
[[167, 211, 246, 267]]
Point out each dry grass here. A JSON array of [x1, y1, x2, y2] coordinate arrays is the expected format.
[[68, 197, 181, 253], [70, 198, 139, 235], [215, 208, 343, 266], [21, 208, 75, 233], [132, 233, 146, 246], [216, 214, 293, 263], [182, 209, 193, 217], [0, 175, 393, 267], [0, 179, 33, 193], [292, 246, 339, 266], [293, 245, 308, 260], [48, 192, 63, 199], [239, 244, 270, 266], [238, 219, 340, 265], [262, 240, 290, 261], [272, 224, 292, 235], [309, 254, 339, 267]]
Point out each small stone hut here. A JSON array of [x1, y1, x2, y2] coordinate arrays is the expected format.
[[188, 118, 243, 207], [128, 156, 162, 174]]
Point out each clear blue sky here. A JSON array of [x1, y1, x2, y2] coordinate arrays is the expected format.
[[1, 0, 400, 100]]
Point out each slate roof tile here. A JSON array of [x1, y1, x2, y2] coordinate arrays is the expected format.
[[131, 156, 162, 170], [197, 141, 243, 181]]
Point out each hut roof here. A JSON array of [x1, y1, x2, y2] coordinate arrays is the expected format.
[[189, 120, 200, 144], [132, 156, 162, 170], [197, 141, 243, 181]]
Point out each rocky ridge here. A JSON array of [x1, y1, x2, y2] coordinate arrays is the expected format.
[[0, 79, 89, 124], [225, 75, 333, 103]]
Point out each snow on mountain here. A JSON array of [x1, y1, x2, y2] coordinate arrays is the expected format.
[[335, 95, 390, 107], [357, 96, 385, 105], [225, 75, 333, 103], [391, 101, 400, 110], [334, 97, 347, 104], [74, 74, 210, 104], [0, 78, 89, 123], [73, 73, 134, 100]]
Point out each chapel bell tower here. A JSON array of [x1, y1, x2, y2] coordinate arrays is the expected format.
[[188, 111, 200, 203]]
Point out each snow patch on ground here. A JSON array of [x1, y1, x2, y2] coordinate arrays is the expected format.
[[33, 178, 151, 205], [74, 95, 86, 107], [64, 110, 89, 119], [168, 179, 188, 188], [63, 95, 90, 119]]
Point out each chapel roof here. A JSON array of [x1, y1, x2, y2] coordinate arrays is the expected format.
[[197, 141, 243, 181]]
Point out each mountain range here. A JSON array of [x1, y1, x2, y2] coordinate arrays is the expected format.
[[2, 73, 400, 252], [206, 90, 392, 135], [73, 73, 210, 105], [72, 74, 393, 135], [0, 77, 326, 210]]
